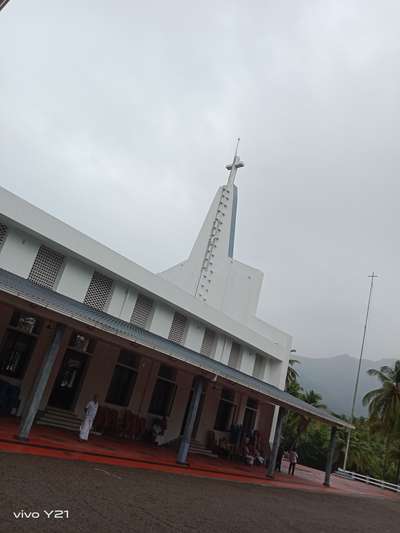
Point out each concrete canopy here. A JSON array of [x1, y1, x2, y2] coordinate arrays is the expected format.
[[0, 268, 353, 430]]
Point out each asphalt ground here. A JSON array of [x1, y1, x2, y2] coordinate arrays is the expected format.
[[0, 452, 398, 533]]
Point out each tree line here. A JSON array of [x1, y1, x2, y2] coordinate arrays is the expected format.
[[283, 358, 400, 484]]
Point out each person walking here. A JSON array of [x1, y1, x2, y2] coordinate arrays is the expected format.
[[288, 448, 298, 475], [79, 394, 99, 441]]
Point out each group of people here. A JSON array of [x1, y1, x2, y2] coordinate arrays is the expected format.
[[243, 437, 265, 466], [79, 396, 300, 478]]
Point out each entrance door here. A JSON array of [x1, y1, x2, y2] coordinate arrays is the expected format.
[[49, 350, 88, 410], [180, 389, 205, 440]]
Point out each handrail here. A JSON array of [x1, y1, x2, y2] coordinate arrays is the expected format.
[[336, 468, 400, 493]]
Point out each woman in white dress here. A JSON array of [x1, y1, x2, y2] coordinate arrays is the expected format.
[[79, 394, 99, 441]]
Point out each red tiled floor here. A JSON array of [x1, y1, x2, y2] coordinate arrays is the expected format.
[[0, 417, 398, 500]]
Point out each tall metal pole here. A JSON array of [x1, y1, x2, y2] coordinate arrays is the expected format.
[[343, 272, 378, 470]]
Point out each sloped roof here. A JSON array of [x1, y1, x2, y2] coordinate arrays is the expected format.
[[0, 268, 352, 429]]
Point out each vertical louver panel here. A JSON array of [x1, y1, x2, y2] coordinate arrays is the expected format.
[[200, 328, 217, 357], [253, 354, 266, 380], [228, 342, 241, 369], [83, 271, 113, 311], [0, 223, 7, 248], [130, 294, 154, 329], [28, 245, 64, 289], [168, 312, 187, 344]]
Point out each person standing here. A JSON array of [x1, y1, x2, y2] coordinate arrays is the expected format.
[[288, 448, 298, 475], [79, 394, 99, 441]]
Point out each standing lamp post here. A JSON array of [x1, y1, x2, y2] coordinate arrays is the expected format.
[[343, 272, 378, 470]]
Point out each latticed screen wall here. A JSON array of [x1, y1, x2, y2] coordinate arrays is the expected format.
[[228, 342, 241, 369], [28, 245, 64, 289], [130, 294, 154, 329], [83, 271, 113, 311], [200, 328, 217, 357], [0, 223, 7, 249], [168, 312, 187, 345]]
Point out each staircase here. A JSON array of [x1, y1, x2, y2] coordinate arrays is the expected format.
[[36, 407, 82, 432], [189, 440, 218, 458]]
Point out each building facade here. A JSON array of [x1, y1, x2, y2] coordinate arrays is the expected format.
[[0, 155, 294, 451]]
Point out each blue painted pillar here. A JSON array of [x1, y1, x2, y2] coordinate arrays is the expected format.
[[324, 425, 337, 486], [18, 324, 65, 441], [266, 407, 286, 478], [177, 377, 204, 465]]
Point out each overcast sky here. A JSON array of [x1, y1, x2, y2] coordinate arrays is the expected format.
[[1, 1, 399, 361]]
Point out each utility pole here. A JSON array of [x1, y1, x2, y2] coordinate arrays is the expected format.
[[343, 272, 378, 470]]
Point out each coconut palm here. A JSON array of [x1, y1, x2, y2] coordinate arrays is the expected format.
[[286, 358, 300, 389], [301, 389, 326, 409], [362, 361, 400, 432], [363, 360, 400, 478]]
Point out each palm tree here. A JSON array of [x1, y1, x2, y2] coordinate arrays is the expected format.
[[286, 358, 300, 390], [290, 390, 327, 446], [301, 390, 326, 409], [363, 360, 400, 478], [363, 361, 400, 432]]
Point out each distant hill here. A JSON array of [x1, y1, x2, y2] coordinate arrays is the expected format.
[[296, 354, 396, 417]]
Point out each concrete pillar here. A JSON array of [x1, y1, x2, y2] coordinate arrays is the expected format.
[[18, 324, 65, 441], [177, 377, 204, 465], [266, 407, 286, 478], [324, 426, 337, 487]]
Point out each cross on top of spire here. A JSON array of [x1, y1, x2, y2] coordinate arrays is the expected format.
[[225, 138, 244, 186]]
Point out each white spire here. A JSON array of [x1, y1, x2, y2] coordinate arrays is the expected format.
[[225, 138, 244, 186]]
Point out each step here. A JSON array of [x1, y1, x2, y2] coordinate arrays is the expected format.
[[44, 407, 81, 418], [37, 414, 81, 427], [36, 419, 80, 432], [189, 441, 218, 458], [189, 449, 218, 458], [36, 408, 82, 432]]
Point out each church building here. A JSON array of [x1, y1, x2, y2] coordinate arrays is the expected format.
[[0, 150, 349, 472]]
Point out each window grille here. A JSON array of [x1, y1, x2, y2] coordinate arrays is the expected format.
[[228, 342, 241, 369], [28, 245, 64, 289], [130, 294, 153, 328], [253, 354, 267, 380], [83, 271, 113, 311], [200, 328, 217, 357], [168, 312, 187, 344], [0, 223, 7, 248]]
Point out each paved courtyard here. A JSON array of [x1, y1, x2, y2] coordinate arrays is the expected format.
[[0, 452, 399, 533], [0, 419, 397, 498]]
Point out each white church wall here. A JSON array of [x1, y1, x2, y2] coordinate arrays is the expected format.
[[213, 334, 226, 362], [56, 257, 94, 302], [184, 320, 205, 354], [248, 315, 292, 352], [239, 348, 256, 376], [118, 288, 139, 323], [107, 281, 129, 319], [149, 302, 174, 338], [219, 337, 233, 365], [0, 227, 39, 278], [221, 260, 263, 325]]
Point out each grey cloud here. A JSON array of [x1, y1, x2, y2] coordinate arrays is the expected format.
[[1, 0, 399, 361]]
